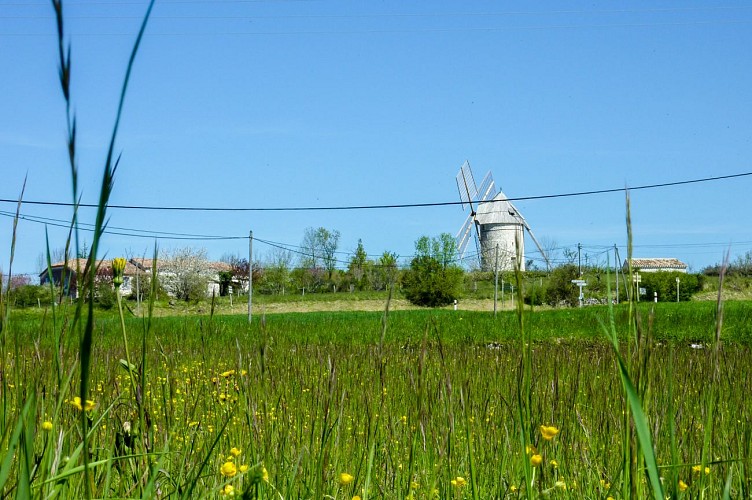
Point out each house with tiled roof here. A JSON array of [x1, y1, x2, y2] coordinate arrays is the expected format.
[[622, 258, 688, 273], [39, 258, 140, 298]]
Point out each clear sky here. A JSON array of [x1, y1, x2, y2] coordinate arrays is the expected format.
[[2, 1, 751, 279]]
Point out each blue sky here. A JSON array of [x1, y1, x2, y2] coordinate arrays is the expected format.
[[2, 0, 751, 278]]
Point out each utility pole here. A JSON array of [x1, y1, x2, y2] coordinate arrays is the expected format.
[[578, 243, 582, 276], [248, 230, 253, 323], [494, 244, 499, 317]]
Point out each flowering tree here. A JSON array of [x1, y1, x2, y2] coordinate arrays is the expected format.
[[159, 247, 211, 301]]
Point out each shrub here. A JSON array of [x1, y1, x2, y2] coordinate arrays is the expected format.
[[8, 285, 51, 308], [544, 264, 580, 307], [640, 272, 701, 302], [94, 278, 117, 309], [401, 256, 463, 307]]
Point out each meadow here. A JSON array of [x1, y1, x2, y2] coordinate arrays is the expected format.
[[1, 301, 751, 498], [2, 2, 750, 497]]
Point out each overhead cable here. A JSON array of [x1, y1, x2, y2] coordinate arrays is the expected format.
[[1, 171, 749, 212]]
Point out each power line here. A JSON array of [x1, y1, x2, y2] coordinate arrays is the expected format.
[[4, 19, 752, 37], [1, 171, 749, 213], [5, 6, 752, 20], [0, 210, 245, 241]]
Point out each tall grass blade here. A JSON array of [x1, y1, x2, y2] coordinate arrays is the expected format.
[[0, 396, 34, 492], [612, 351, 665, 499]]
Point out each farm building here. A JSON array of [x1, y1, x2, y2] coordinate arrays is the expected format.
[[39, 257, 241, 299], [39, 258, 139, 298], [128, 257, 238, 298], [622, 258, 688, 273]]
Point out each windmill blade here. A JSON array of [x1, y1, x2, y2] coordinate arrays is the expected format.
[[477, 171, 496, 203], [525, 226, 552, 270], [505, 199, 551, 270], [455, 161, 478, 211], [455, 214, 475, 258]]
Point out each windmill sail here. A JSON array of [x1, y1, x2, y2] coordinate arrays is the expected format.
[[455, 161, 478, 212], [454, 161, 548, 271]]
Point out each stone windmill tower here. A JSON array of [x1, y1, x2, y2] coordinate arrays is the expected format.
[[455, 161, 549, 271]]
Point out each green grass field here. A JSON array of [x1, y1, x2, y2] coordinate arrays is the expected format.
[[1, 301, 751, 498]]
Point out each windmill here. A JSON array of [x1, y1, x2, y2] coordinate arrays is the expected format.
[[455, 161, 549, 272]]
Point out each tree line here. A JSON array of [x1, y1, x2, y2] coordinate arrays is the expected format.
[[2, 226, 711, 308]]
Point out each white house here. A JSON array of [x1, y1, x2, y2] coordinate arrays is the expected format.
[[623, 258, 688, 273]]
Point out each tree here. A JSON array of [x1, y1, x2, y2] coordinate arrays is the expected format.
[[347, 239, 371, 291], [372, 251, 399, 291], [300, 227, 341, 280], [401, 235, 463, 307], [260, 248, 293, 295], [159, 247, 211, 302], [415, 233, 458, 269]]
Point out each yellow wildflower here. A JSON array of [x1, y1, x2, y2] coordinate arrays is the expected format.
[[220, 484, 235, 496], [239, 464, 249, 473], [220, 370, 235, 378], [510, 485, 518, 492], [42, 421, 53, 431], [451, 476, 467, 487], [540, 425, 560, 440], [525, 444, 537, 455], [678, 480, 688, 492], [69, 397, 96, 412], [531, 454, 543, 467], [229, 447, 241, 457], [353, 497, 362, 500], [550, 459, 559, 468], [339, 472, 354, 485], [112, 257, 126, 288], [262, 467, 269, 482], [220, 461, 237, 478]]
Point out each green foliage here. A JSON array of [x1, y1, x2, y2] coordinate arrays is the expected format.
[[414, 233, 458, 267], [704, 250, 752, 277], [7, 285, 51, 308], [290, 267, 325, 294], [300, 227, 340, 279], [523, 279, 545, 306], [401, 256, 463, 307], [640, 272, 701, 302], [347, 239, 371, 291], [94, 278, 117, 310], [128, 272, 167, 302], [218, 270, 233, 297], [371, 251, 399, 291], [543, 264, 580, 306], [258, 249, 293, 295]]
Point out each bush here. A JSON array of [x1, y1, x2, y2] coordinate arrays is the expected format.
[[401, 256, 464, 307], [95, 279, 117, 309], [544, 264, 580, 307], [8, 285, 51, 308], [640, 272, 701, 302]]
